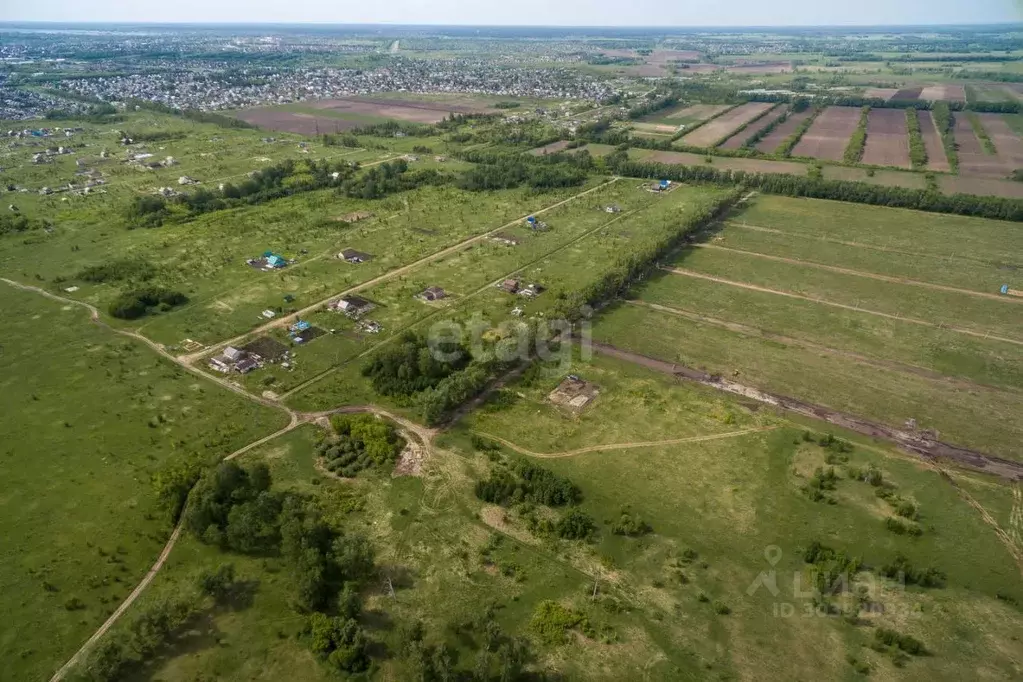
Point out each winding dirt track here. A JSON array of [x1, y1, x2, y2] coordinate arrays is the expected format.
[[474, 427, 776, 458]]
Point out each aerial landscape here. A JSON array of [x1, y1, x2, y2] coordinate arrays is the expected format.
[[2, 6, 1023, 682]]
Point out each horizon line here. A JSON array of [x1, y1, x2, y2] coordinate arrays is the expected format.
[[1, 19, 1022, 30]]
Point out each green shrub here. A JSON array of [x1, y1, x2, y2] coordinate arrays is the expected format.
[[529, 600, 590, 644]]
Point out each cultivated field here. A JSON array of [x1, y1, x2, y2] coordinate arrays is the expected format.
[[233, 107, 360, 134], [954, 114, 1007, 177], [791, 106, 862, 161], [600, 195, 1023, 460], [919, 84, 967, 103], [718, 105, 788, 149], [861, 108, 911, 167], [979, 113, 1023, 167], [916, 110, 951, 172], [862, 87, 899, 100], [664, 103, 732, 122], [680, 102, 776, 147], [754, 108, 813, 153], [236, 95, 499, 133]]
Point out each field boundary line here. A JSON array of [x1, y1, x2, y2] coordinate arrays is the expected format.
[[627, 299, 1023, 396], [474, 427, 775, 458], [727, 220, 1015, 269], [694, 243, 1020, 302], [180, 176, 621, 364], [660, 267, 1023, 347]]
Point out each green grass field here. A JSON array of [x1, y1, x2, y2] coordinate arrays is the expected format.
[[92, 352, 1023, 682], [589, 195, 1023, 460], [0, 284, 289, 682]]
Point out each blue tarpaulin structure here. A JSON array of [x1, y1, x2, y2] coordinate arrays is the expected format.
[[1002, 284, 1010, 295]]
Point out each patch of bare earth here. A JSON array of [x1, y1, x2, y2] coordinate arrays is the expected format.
[[719, 106, 788, 149], [392, 432, 426, 477], [680, 102, 775, 147], [916, 110, 950, 172], [861, 108, 911, 168], [791, 106, 862, 161], [234, 108, 358, 134], [954, 114, 1008, 178], [755, 109, 812, 153]]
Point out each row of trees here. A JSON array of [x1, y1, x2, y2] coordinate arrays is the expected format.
[[745, 91, 1021, 113], [843, 107, 870, 163], [606, 155, 1023, 222], [905, 110, 928, 168], [475, 459, 582, 507]]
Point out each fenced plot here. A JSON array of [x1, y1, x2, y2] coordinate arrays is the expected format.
[[680, 102, 775, 148], [861, 108, 911, 168], [916, 110, 950, 172], [754, 109, 813, 153], [718, 106, 788, 149], [791, 106, 862, 161]]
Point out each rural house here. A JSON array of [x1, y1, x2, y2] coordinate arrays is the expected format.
[[329, 295, 375, 317], [420, 286, 447, 301]]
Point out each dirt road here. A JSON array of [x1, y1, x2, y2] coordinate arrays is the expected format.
[[630, 300, 1023, 395], [474, 427, 776, 459], [589, 340, 1023, 481]]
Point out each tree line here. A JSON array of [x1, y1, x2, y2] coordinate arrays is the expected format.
[[605, 154, 1023, 222]]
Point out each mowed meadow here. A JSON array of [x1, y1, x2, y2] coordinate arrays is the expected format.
[[594, 195, 1023, 460], [0, 285, 288, 681]]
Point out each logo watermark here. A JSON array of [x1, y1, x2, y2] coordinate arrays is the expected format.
[[746, 545, 915, 620], [423, 306, 594, 373]]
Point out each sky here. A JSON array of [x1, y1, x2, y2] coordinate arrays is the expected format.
[[0, 0, 1019, 27]]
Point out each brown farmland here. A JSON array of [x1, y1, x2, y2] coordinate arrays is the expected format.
[[754, 109, 812, 153], [791, 106, 862, 161], [680, 102, 775, 147], [892, 87, 923, 100], [665, 103, 732, 122], [307, 96, 495, 122], [236, 96, 498, 134], [954, 114, 1008, 177], [938, 175, 1023, 198], [916, 110, 950, 172], [863, 87, 900, 101], [860, 108, 911, 168], [977, 113, 1023, 168], [919, 84, 967, 103], [234, 108, 360, 135], [718, 106, 788, 149], [724, 61, 792, 74]]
